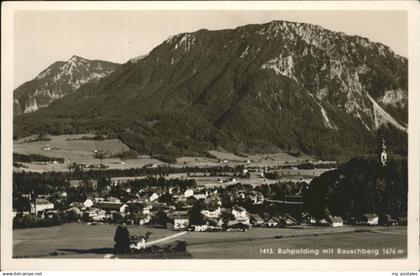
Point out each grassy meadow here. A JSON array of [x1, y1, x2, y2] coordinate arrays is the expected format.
[[13, 223, 406, 259]]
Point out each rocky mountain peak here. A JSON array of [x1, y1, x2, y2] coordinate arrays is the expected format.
[[14, 56, 120, 115], [68, 55, 85, 62]]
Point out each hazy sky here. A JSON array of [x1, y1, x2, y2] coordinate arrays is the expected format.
[[14, 10, 407, 88]]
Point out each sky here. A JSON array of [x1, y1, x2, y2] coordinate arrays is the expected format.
[[13, 10, 407, 88]]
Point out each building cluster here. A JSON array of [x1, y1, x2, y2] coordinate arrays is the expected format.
[[13, 177, 392, 231]]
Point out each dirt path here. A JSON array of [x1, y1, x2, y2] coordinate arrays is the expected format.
[[104, 231, 188, 258], [145, 231, 188, 247]]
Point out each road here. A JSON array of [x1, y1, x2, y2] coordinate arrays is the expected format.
[[104, 231, 188, 258], [145, 231, 187, 247]]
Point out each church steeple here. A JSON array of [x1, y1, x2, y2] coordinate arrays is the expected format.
[[380, 137, 387, 167]]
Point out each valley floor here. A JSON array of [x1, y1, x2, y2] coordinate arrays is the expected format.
[[13, 134, 319, 173], [13, 223, 406, 259]]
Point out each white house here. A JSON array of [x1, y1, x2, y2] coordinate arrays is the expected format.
[[250, 192, 264, 204], [193, 193, 207, 200], [173, 216, 190, 230], [85, 208, 106, 221], [330, 216, 344, 227], [250, 214, 265, 226], [119, 204, 129, 214], [193, 224, 209, 232], [168, 187, 176, 194], [83, 198, 94, 208], [232, 206, 249, 223], [265, 218, 279, 227], [201, 207, 222, 218], [364, 214, 379, 225], [149, 193, 159, 202], [129, 235, 147, 250], [139, 215, 151, 225], [142, 205, 153, 215], [184, 189, 194, 198], [34, 198, 54, 215]]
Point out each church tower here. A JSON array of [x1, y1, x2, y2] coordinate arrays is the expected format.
[[380, 138, 387, 167]]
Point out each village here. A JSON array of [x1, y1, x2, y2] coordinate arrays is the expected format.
[[13, 164, 391, 236]]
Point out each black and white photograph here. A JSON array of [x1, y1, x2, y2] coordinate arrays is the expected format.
[[1, 1, 419, 272]]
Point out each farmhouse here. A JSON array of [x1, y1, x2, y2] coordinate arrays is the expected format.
[[184, 189, 194, 198], [83, 198, 94, 208], [193, 224, 209, 232], [249, 191, 264, 204], [173, 216, 190, 230], [226, 221, 250, 232], [140, 214, 151, 225], [168, 187, 178, 194], [232, 206, 249, 223], [250, 214, 265, 226], [34, 198, 54, 216], [278, 213, 298, 226], [330, 216, 344, 227], [363, 213, 379, 225], [142, 204, 153, 215], [192, 218, 223, 232], [264, 218, 279, 227], [148, 192, 159, 202], [129, 235, 147, 250], [302, 213, 317, 224], [193, 193, 207, 200], [201, 206, 222, 218], [84, 208, 106, 221]]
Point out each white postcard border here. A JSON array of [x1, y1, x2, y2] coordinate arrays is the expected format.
[[1, 1, 419, 271]]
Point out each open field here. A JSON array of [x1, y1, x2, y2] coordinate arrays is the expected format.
[[184, 226, 406, 259], [13, 223, 176, 258], [13, 135, 164, 172], [14, 135, 326, 173], [207, 150, 312, 165], [13, 223, 406, 259], [110, 168, 331, 187]]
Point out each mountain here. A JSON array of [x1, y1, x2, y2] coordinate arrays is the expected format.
[[14, 21, 408, 160], [13, 55, 120, 115]]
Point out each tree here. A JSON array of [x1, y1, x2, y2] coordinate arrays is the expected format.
[[189, 201, 205, 225], [112, 213, 124, 224], [154, 211, 171, 226], [114, 224, 130, 254], [158, 193, 174, 205]]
